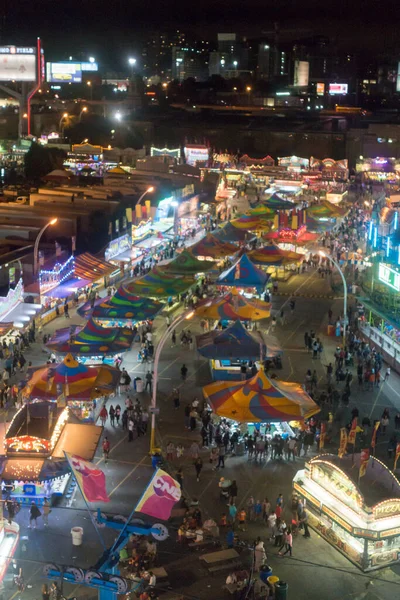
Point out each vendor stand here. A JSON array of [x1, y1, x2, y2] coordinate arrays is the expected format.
[[216, 254, 270, 297], [293, 454, 400, 571], [90, 286, 163, 327]]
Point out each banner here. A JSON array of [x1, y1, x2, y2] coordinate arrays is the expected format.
[[319, 422, 326, 449], [371, 421, 380, 449], [65, 453, 110, 503], [394, 443, 400, 470], [359, 448, 370, 478], [338, 428, 348, 458], [348, 418, 357, 445], [136, 468, 181, 520]]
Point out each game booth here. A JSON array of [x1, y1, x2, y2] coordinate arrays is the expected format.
[[203, 368, 319, 450], [293, 454, 400, 571], [196, 320, 282, 381], [196, 288, 271, 325], [0, 400, 102, 505], [23, 354, 120, 422]]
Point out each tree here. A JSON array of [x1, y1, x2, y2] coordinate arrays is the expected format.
[[24, 142, 67, 182]]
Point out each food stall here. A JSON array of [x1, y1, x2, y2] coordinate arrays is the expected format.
[[293, 454, 400, 571]]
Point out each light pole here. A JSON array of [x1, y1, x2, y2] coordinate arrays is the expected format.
[[135, 186, 154, 207], [149, 310, 195, 454], [33, 218, 58, 276], [87, 81, 93, 101], [128, 57, 137, 78], [59, 113, 69, 138], [319, 250, 348, 346], [79, 106, 88, 122]]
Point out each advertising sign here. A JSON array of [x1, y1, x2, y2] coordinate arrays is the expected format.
[[378, 263, 400, 292], [46, 62, 82, 83], [81, 61, 98, 72], [184, 145, 209, 166], [0, 47, 36, 81], [329, 83, 348, 95], [105, 233, 131, 261], [316, 82, 325, 96], [293, 60, 309, 87], [135, 468, 181, 520]]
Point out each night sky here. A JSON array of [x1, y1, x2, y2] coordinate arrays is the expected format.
[[2, 0, 399, 64]]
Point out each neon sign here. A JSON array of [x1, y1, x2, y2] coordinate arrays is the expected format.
[[378, 264, 400, 292]]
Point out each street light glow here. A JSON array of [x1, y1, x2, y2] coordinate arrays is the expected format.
[[89, 56, 95, 63], [49, 218, 58, 225], [63, 113, 68, 118], [185, 311, 195, 320], [147, 186, 154, 193], [114, 111, 122, 121], [128, 58, 137, 65], [82, 106, 88, 112]]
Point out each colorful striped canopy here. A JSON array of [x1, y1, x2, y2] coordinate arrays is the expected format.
[[195, 288, 271, 321], [306, 201, 347, 219], [46, 318, 134, 355], [230, 215, 272, 231], [23, 353, 120, 401], [125, 266, 193, 297], [77, 295, 111, 319], [213, 222, 255, 243], [189, 234, 238, 258], [74, 253, 116, 281], [248, 245, 303, 266], [263, 194, 295, 210], [217, 254, 269, 290], [203, 369, 320, 422], [196, 320, 282, 359], [92, 286, 163, 320], [164, 249, 215, 275], [246, 205, 275, 218]]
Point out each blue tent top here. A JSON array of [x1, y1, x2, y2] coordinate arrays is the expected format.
[[196, 320, 281, 359], [217, 254, 269, 291], [213, 222, 255, 243]]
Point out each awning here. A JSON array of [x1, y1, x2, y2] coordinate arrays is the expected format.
[[52, 423, 102, 460], [0, 301, 42, 329], [44, 278, 92, 299], [74, 253, 118, 281]]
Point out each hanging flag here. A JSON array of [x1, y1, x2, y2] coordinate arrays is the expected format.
[[394, 443, 400, 470], [135, 468, 181, 521], [319, 422, 326, 449], [338, 428, 348, 458], [359, 448, 370, 478], [348, 418, 358, 445], [65, 453, 110, 503], [371, 421, 380, 449]]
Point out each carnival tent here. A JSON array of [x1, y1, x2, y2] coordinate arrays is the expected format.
[[195, 288, 271, 321], [230, 215, 272, 231], [196, 320, 281, 359], [203, 368, 320, 422], [77, 295, 111, 319], [164, 249, 215, 276], [189, 234, 238, 258], [46, 318, 134, 355], [306, 215, 336, 232], [213, 222, 254, 243], [23, 353, 120, 401], [246, 205, 276, 218], [91, 287, 163, 320], [263, 229, 319, 245], [248, 245, 303, 266], [217, 254, 269, 291], [263, 194, 295, 210], [125, 266, 193, 297], [306, 201, 347, 219], [74, 253, 117, 281]]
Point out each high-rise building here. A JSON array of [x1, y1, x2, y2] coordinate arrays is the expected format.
[[257, 43, 271, 79], [172, 47, 207, 81]]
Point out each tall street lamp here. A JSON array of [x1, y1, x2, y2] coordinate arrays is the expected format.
[[128, 57, 137, 78], [59, 113, 68, 137], [319, 250, 348, 346], [34, 218, 58, 276], [135, 186, 154, 207], [149, 309, 195, 454], [79, 106, 88, 122]]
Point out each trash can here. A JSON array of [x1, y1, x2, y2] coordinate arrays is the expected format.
[[152, 454, 162, 469], [275, 580, 288, 600], [327, 324, 334, 336], [267, 576, 279, 587], [71, 527, 83, 546], [136, 379, 144, 393], [259, 565, 273, 583]]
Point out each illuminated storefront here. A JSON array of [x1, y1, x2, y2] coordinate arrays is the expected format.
[[105, 233, 131, 262], [294, 454, 400, 571]]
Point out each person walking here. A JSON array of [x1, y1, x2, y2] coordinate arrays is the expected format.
[[173, 388, 180, 410], [299, 509, 311, 538], [181, 364, 188, 381], [216, 444, 226, 469], [228, 502, 237, 525], [42, 583, 50, 600], [229, 480, 238, 504], [115, 404, 121, 426], [278, 527, 293, 556], [109, 405, 115, 426], [171, 330, 177, 347], [102, 437, 110, 463], [99, 406, 108, 427], [128, 418, 134, 441], [145, 371, 153, 392], [42, 498, 51, 527], [194, 457, 203, 482], [29, 501, 41, 528]]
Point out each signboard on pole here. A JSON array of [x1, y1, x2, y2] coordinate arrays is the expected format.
[[0, 46, 36, 81]]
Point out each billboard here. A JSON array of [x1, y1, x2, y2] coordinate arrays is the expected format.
[[81, 61, 98, 72], [293, 60, 309, 87], [329, 83, 348, 95], [46, 62, 82, 83], [316, 82, 325, 96], [0, 46, 36, 81], [184, 145, 209, 166]]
